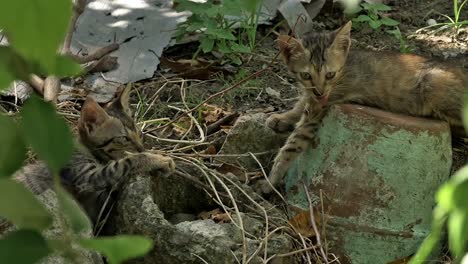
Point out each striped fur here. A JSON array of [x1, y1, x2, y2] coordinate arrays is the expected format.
[[14, 86, 175, 223], [260, 21, 468, 194]]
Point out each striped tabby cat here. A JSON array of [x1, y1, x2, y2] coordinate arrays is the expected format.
[[259, 21, 468, 194], [14, 86, 175, 223]]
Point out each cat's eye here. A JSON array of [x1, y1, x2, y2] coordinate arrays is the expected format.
[[326, 72, 336, 80], [300, 72, 312, 80]]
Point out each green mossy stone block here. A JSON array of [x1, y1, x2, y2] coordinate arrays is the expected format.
[[286, 104, 452, 264]]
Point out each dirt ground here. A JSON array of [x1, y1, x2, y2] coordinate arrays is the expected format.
[[152, 0, 467, 114], [139, 0, 468, 166]]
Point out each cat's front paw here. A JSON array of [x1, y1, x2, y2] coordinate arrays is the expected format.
[[146, 153, 176, 177], [266, 114, 295, 133]]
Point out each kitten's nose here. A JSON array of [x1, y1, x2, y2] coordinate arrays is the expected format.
[[312, 88, 323, 97]]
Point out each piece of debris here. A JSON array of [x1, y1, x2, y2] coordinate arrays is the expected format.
[[288, 209, 322, 238], [71, 0, 187, 85], [265, 87, 281, 99]]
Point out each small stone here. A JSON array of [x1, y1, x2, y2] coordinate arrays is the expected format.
[[219, 113, 287, 170], [427, 19, 437, 26], [265, 87, 281, 99]]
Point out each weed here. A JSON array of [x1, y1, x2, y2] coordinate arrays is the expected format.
[[174, 0, 262, 65], [417, 0, 468, 34], [220, 68, 262, 102], [386, 27, 414, 54], [352, 2, 399, 30]]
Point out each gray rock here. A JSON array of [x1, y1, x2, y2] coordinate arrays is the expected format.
[[113, 169, 293, 264], [219, 113, 287, 170]]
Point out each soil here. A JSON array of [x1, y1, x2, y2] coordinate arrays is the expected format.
[[142, 0, 467, 163], [152, 0, 467, 114]]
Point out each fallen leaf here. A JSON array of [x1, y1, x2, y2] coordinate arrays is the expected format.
[[198, 208, 231, 224], [386, 255, 412, 264], [288, 208, 322, 238], [212, 212, 231, 223], [216, 164, 247, 182], [201, 104, 229, 124], [202, 145, 217, 155], [198, 209, 220, 220]]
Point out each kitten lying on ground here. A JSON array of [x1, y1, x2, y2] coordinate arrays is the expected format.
[[259, 21, 468, 194], [14, 85, 175, 224]]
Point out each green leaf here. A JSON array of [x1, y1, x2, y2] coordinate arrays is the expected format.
[[0, 47, 32, 90], [205, 5, 223, 18], [353, 15, 372, 22], [230, 43, 251, 53], [200, 38, 215, 53], [217, 41, 233, 54], [49, 55, 82, 77], [0, 229, 50, 264], [56, 186, 92, 234], [369, 20, 382, 29], [186, 22, 205, 32], [409, 206, 447, 264], [176, 0, 213, 15], [362, 3, 392, 11], [0, 0, 73, 72], [448, 209, 468, 258], [229, 55, 242, 65], [205, 28, 236, 40], [79, 236, 153, 264], [380, 17, 400, 26], [223, 0, 244, 16], [240, 0, 262, 14], [0, 115, 26, 178], [0, 49, 16, 90], [20, 96, 74, 174], [0, 179, 52, 230], [464, 92, 468, 132], [437, 182, 456, 211]]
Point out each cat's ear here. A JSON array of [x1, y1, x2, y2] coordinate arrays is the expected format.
[[277, 35, 306, 64], [79, 96, 110, 133], [330, 21, 352, 54], [107, 84, 132, 116]]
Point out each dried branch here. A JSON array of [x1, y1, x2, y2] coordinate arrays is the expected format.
[[303, 183, 329, 264]]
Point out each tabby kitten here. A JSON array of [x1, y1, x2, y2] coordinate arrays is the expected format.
[[14, 86, 175, 223], [259, 21, 468, 194]]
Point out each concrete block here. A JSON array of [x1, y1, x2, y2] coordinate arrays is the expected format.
[[286, 104, 452, 264]]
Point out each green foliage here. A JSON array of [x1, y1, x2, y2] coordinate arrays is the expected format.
[[0, 115, 26, 178], [175, 0, 262, 65], [0, 47, 32, 90], [80, 236, 153, 264], [386, 27, 414, 54], [418, 0, 467, 34], [0, 1, 153, 263], [0, 179, 52, 230], [0, 0, 75, 73], [0, 230, 50, 264], [56, 187, 92, 234], [352, 3, 399, 30], [20, 96, 74, 175]]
